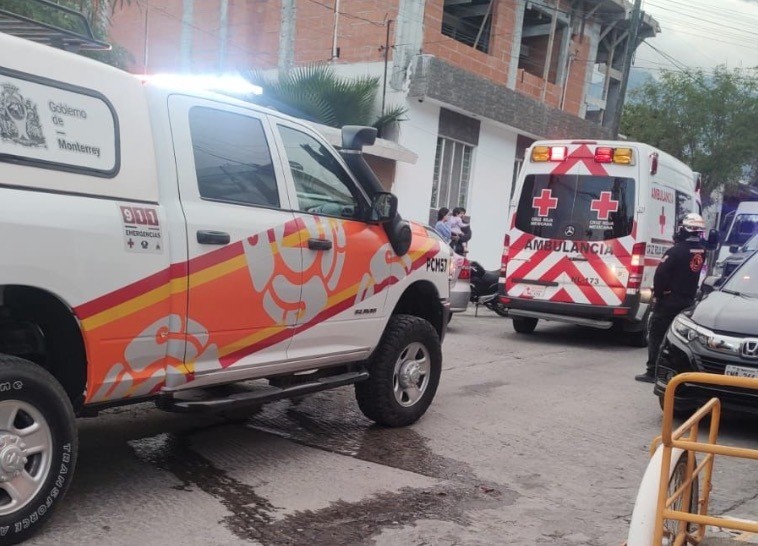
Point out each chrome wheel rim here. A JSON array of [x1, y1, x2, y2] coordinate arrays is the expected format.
[[0, 400, 53, 517], [393, 342, 431, 407]]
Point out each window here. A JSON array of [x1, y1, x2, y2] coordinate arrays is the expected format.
[[441, 0, 493, 53], [515, 174, 635, 241], [277, 125, 360, 219], [518, 4, 567, 83], [726, 214, 758, 246], [189, 107, 280, 208], [675, 191, 694, 226], [430, 137, 473, 215]]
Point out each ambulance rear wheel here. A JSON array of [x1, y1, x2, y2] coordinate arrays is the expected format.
[[512, 317, 538, 334], [628, 312, 651, 348]]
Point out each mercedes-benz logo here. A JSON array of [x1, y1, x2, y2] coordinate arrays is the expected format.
[[742, 339, 758, 359], [564, 225, 576, 237]]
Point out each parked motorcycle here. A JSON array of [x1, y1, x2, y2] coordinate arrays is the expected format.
[[468, 259, 508, 316]]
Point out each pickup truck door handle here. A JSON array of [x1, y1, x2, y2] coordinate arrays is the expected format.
[[197, 230, 230, 245], [308, 238, 333, 251]]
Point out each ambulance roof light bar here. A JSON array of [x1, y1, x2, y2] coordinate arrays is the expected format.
[[531, 145, 634, 164]]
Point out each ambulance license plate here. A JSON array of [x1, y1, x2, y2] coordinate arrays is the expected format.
[[724, 365, 758, 378], [524, 285, 545, 298]]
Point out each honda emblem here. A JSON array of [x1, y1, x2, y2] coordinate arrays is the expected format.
[[741, 339, 758, 359]]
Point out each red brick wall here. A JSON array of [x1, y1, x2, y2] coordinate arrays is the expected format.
[[294, 0, 399, 65], [108, 0, 590, 115], [110, 0, 281, 74]]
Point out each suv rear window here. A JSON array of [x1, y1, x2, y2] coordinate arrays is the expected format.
[[515, 174, 635, 241]]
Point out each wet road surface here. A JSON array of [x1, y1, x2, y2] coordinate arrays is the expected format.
[[29, 310, 758, 545]]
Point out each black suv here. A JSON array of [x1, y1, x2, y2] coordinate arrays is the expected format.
[[654, 250, 758, 413]]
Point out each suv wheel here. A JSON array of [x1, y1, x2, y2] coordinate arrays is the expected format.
[[0, 355, 77, 545], [355, 315, 441, 427]]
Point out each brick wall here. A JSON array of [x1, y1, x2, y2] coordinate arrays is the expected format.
[[294, 0, 399, 65], [110, 0, 281, 73]]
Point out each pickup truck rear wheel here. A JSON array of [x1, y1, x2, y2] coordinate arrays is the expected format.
[[0, 355, 77, 545], [355, 315, 441, 427]]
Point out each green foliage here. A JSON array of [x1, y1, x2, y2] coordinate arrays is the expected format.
[[621, 66, 758, 195], [247, 64, 406, 137], [0, 0, 133, 69]]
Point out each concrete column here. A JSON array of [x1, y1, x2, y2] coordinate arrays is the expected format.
[[391, 0, 426, 90], [219, 0, 229, 70], [507, 0, 526, 90], [279, 0, 296, 72], [181, 0, 194, 72], [580, 23, 600, 119]]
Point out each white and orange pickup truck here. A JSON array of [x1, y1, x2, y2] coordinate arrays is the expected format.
[[0, 31, 451, 543]]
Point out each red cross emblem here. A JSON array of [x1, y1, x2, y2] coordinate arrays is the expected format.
[[659, 207, 666, 234], [590, 191, 619, 220], [532, 189, 559, 217]]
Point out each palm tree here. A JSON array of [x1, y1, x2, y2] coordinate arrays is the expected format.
[[247, 64, 406, 137]]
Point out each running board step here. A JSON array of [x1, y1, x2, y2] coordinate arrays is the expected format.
[[159, 370, 370, 413]]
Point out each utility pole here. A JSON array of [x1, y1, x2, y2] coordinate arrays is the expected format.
[[381, 19, 393, 116], [613, 0, 642, 136]]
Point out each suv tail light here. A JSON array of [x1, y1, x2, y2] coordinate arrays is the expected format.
[[628, 242, 646, 291], [458, 258, 471, 280], [500, 234, 510, 276]]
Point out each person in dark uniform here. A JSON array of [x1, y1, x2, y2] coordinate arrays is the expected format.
[[635, 213, 706, 383]]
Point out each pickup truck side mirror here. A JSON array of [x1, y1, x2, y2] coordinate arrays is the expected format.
[[370, 192, 398, 223], [706, 229, 720, 250]]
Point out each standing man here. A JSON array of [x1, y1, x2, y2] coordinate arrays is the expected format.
[[635, 213, 706, 383]]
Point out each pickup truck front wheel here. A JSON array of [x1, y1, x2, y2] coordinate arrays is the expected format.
[[0, 355, 77, 545], [355, 315, 441, 427]]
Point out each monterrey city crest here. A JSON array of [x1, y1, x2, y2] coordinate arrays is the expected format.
[[0, 83, 46, 148]]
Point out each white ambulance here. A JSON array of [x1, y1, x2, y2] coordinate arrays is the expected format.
[[499, 140, 702, 345]]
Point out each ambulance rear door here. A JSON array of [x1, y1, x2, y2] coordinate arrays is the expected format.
[[505, 144, 638, 308]]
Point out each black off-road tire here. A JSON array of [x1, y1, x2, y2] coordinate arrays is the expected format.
[[512, 317, 538, 334], [0, 355, 77, 545], [355, 315, 442, 427]]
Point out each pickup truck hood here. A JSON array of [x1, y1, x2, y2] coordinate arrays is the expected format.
[[691, 291, 758, 336]]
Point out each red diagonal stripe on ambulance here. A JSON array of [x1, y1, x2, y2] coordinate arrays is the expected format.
[[551, 144, 609, 177], [540, 257, 606, 305]]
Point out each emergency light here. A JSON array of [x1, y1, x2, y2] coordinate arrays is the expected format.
[[530, 146, 567, 162], [530, 145, 634, 164]]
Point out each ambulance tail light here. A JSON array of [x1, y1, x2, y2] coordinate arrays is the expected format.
[[650, 152, 659, 175], [628, 242, 647, 290], [531, 146, 567, 162], [500, 234, 510, 276]]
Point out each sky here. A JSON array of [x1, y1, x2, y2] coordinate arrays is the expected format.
[[634, 0, 758, 74]]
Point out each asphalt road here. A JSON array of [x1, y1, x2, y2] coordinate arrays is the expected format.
[[29, 309, 758, 546]]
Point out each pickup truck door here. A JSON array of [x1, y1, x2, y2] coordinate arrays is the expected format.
[[270, 119, 392, 362], [168, 96, 300, 386]]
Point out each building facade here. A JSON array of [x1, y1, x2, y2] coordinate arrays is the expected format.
[[111, 0, 658, 268]]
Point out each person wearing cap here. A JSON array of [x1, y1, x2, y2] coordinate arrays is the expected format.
[[636, 212, 707, 383]]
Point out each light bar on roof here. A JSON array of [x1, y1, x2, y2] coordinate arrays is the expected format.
[[142, 74, 262, 95]]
